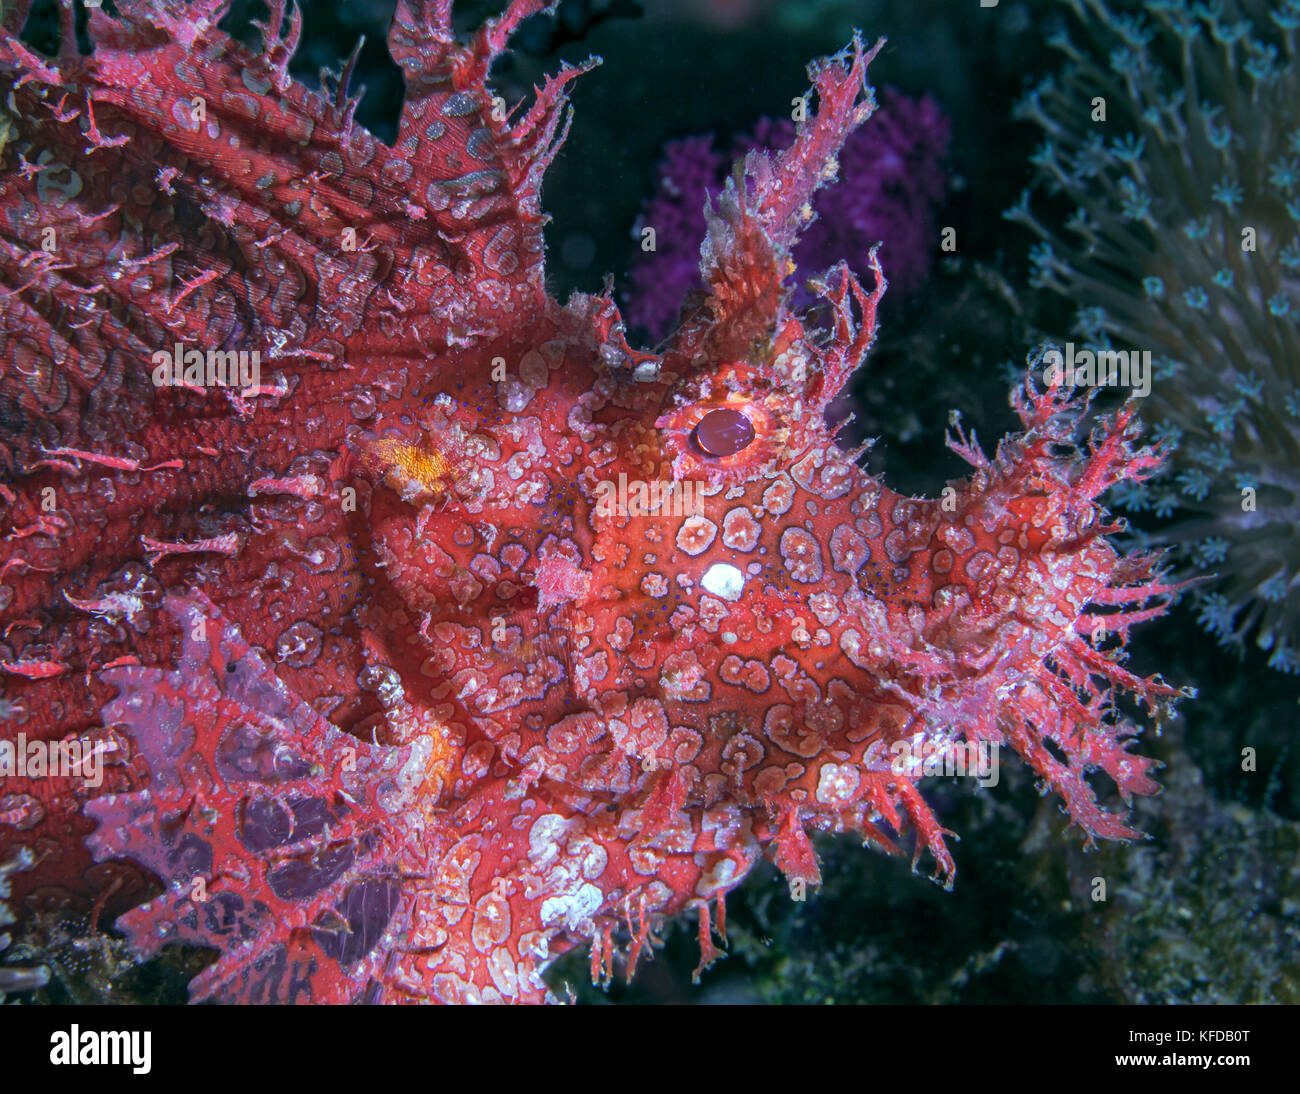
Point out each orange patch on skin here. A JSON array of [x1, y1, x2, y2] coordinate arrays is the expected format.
[[419, 720, 466, 808], [368, 437, 454, 495]]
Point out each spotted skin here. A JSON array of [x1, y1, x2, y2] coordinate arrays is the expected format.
[[0, 1, 1185, 1002]]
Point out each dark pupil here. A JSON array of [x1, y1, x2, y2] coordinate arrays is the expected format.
[[693, 408, 755, 457]]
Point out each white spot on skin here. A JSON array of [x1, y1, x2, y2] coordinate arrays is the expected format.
[[497, 380, 534, 411], [540, 881, 603, 931], [830, 524, 870, 575], [488, 947, 519, 997], [779, 527, 824, 583], [571, 835, 609, 880], [719, 655, 772, 693], [641, 572, 669, 598], [763, 702, 823, 757], [695, 855, 740, 897], [721, 506, 761, 551], [721, 733, 765, 775], [885, 529, 913, 564], [701, 563, 745, 602], [675, 516, 718, 557], [472, 892, 512, 953], [528, 814, 568, 868], [965, 551, 996, 582], [816, 762, 861, 806], [660, 652, 711, 701], [808, 591, 840, 627], [762, 474, 795, 516]]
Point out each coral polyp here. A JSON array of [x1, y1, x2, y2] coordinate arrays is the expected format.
[[1007, 0, 1300, 671]]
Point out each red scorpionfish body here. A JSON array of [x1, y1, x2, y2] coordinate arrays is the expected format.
[[0, 0, 1184, 1002]]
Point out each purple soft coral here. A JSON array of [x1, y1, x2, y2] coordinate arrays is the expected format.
[[628, 89, 950, 341]]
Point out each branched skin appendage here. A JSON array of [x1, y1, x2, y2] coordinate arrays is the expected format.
[[0, 2, 1188, 1003]]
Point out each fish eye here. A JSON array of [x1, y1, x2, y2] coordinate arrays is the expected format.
[[692, 407, 756, 457]]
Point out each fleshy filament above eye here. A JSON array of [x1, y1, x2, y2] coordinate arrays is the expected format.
[[692, 407, 756, 457]]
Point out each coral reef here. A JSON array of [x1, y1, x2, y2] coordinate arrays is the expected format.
[[0, 846, 49, 1000], [1084, 744, 1300, 1004], [4, 904, 141, 1004], [1006, 0, 1300, 672]]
